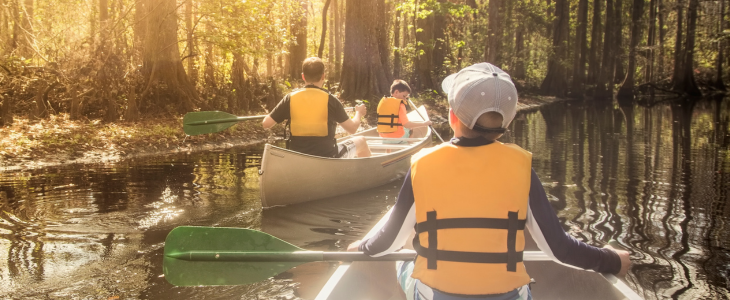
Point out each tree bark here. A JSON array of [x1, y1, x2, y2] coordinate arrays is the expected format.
[[672, 2, 684, 89], [141, 0, 198, 112], [617, 0, 645, 99], [595, 0, 615, 100], [612, 0, 624, 83], [318, 0, 332, 58], [672, 0, 701, 96], [572, 0, 589, 95], [133, 0, 146, 62], [587, 0, 603, 84], [204, 42, 216, 88], [540, 0, 570, 96], [658, 0, 666, 77], [514, 4, 526, 79], [334, 0, 341, 80], [432, 0, 447, 76], [393, 1, 402, 79], [340, 0, 391, 101], [485, 0, 503, 65], [231, 53, 247, 113], [19, 0, 33, 57], [377, 0, 392, 83], [289, 0, 308, 80], [715, 0, 726, 90], [186, 0, 197, 86], [328, 0, 335, 81], [645, 0, 656, 82]]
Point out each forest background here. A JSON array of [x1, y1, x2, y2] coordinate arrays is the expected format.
[[0, 0, 728, 167]]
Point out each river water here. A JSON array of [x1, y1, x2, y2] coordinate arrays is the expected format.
[[0, 97, 728, 299]]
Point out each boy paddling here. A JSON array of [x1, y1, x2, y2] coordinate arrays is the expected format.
[[377, 80, 433, 144], [349, 63, 631, 300], [262, 57, 371, 158]]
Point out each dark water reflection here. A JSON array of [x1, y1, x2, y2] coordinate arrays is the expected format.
[[505, 97, 730, 300], [1, 97, 729, 299]]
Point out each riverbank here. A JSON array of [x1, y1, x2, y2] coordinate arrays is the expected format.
[[0, 95, 558, 172]]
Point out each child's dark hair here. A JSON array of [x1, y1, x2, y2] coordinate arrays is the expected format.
[[302, 57, 325, 82], [390, 80, 411, 94]]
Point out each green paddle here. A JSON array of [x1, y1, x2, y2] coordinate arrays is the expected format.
[[183, 111, 266, 136], [162, 226, 417, 286]]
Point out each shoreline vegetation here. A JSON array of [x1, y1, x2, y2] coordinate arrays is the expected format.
[[0, 95, 556, 172], [1, 0, 727, 171]]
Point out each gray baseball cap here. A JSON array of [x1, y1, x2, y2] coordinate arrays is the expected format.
[[441, 63, 518, 130]]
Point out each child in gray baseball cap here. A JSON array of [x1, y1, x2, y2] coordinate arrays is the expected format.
[[350, 62, 630, 300], [441, 62, 519, 142]]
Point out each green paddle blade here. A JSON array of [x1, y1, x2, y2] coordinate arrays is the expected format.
[[163, 226, 305, 286], [183, 111, 266, 136]]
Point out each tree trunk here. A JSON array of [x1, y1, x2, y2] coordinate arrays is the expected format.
[[432, 0, 447, 76], [124, 87, 140, 121], [334, 0, 342, 80], [204, 42, 216, 88], [587, 0, 603, 84], [185, 0, 197, 86], [231, 53, 247, 113], [340, 0, 391, 101], [289, 0, 308, 80], [595, 0, 615, 100], [672, 0, 701, 96], [318, 0, 332, 58], [0, 0, 7, 53], [328, 0, 335, 81], [645, 0, 656, 82], [715, 0, 726, 90], [393, 1, 402, 79], [19, 0, 33, 57], [133, 0, 146, 62], [10, 0, 19, 51], [540, 0, 570, 96], [672, 3, 684, 89], [617, 0, 645, 99], [658, 0, 666, 78], [140, 0, 197, 112], [377, 0, 392, 83], [612, 0, 624, 83], [572, 0, 589, 95], [485, 0, 503, 65], [514, 7, 526, 79]]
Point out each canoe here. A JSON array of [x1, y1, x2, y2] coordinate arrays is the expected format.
[[259, 106, 433, 207], [315, 207, 643, 300]]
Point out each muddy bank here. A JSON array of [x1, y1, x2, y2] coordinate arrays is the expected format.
[[0, 95, 558, 172]]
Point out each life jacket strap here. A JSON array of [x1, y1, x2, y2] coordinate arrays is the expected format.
[[414, 211, 524, 272], [377, 114, 402, 128]]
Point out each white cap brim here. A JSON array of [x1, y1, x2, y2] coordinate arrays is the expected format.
[[441, 73, 457, 95]]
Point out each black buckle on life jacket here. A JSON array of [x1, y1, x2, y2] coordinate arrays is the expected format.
[[414, 211, 525, 272], [377, 114, 402, 128]]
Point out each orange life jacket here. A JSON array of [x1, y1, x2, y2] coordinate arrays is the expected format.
[[289, 88, 329, 137], [409, 141, 533, 295], [377, 97, 405, 133]]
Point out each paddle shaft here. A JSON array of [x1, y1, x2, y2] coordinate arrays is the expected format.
[[185, 115, 266, 126], [167, 251, 417, 262], [407, 99, 445, 143], [166, 249, 553, 262]]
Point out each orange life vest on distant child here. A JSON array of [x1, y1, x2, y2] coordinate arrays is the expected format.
[[409, 141, 533, 295], [377, 97, 405, 133], [289, 88, 329, 137]]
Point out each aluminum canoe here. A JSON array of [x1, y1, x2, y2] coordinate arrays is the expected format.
[[314, 206, 643, 300], [259, 106, 433, 207]]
